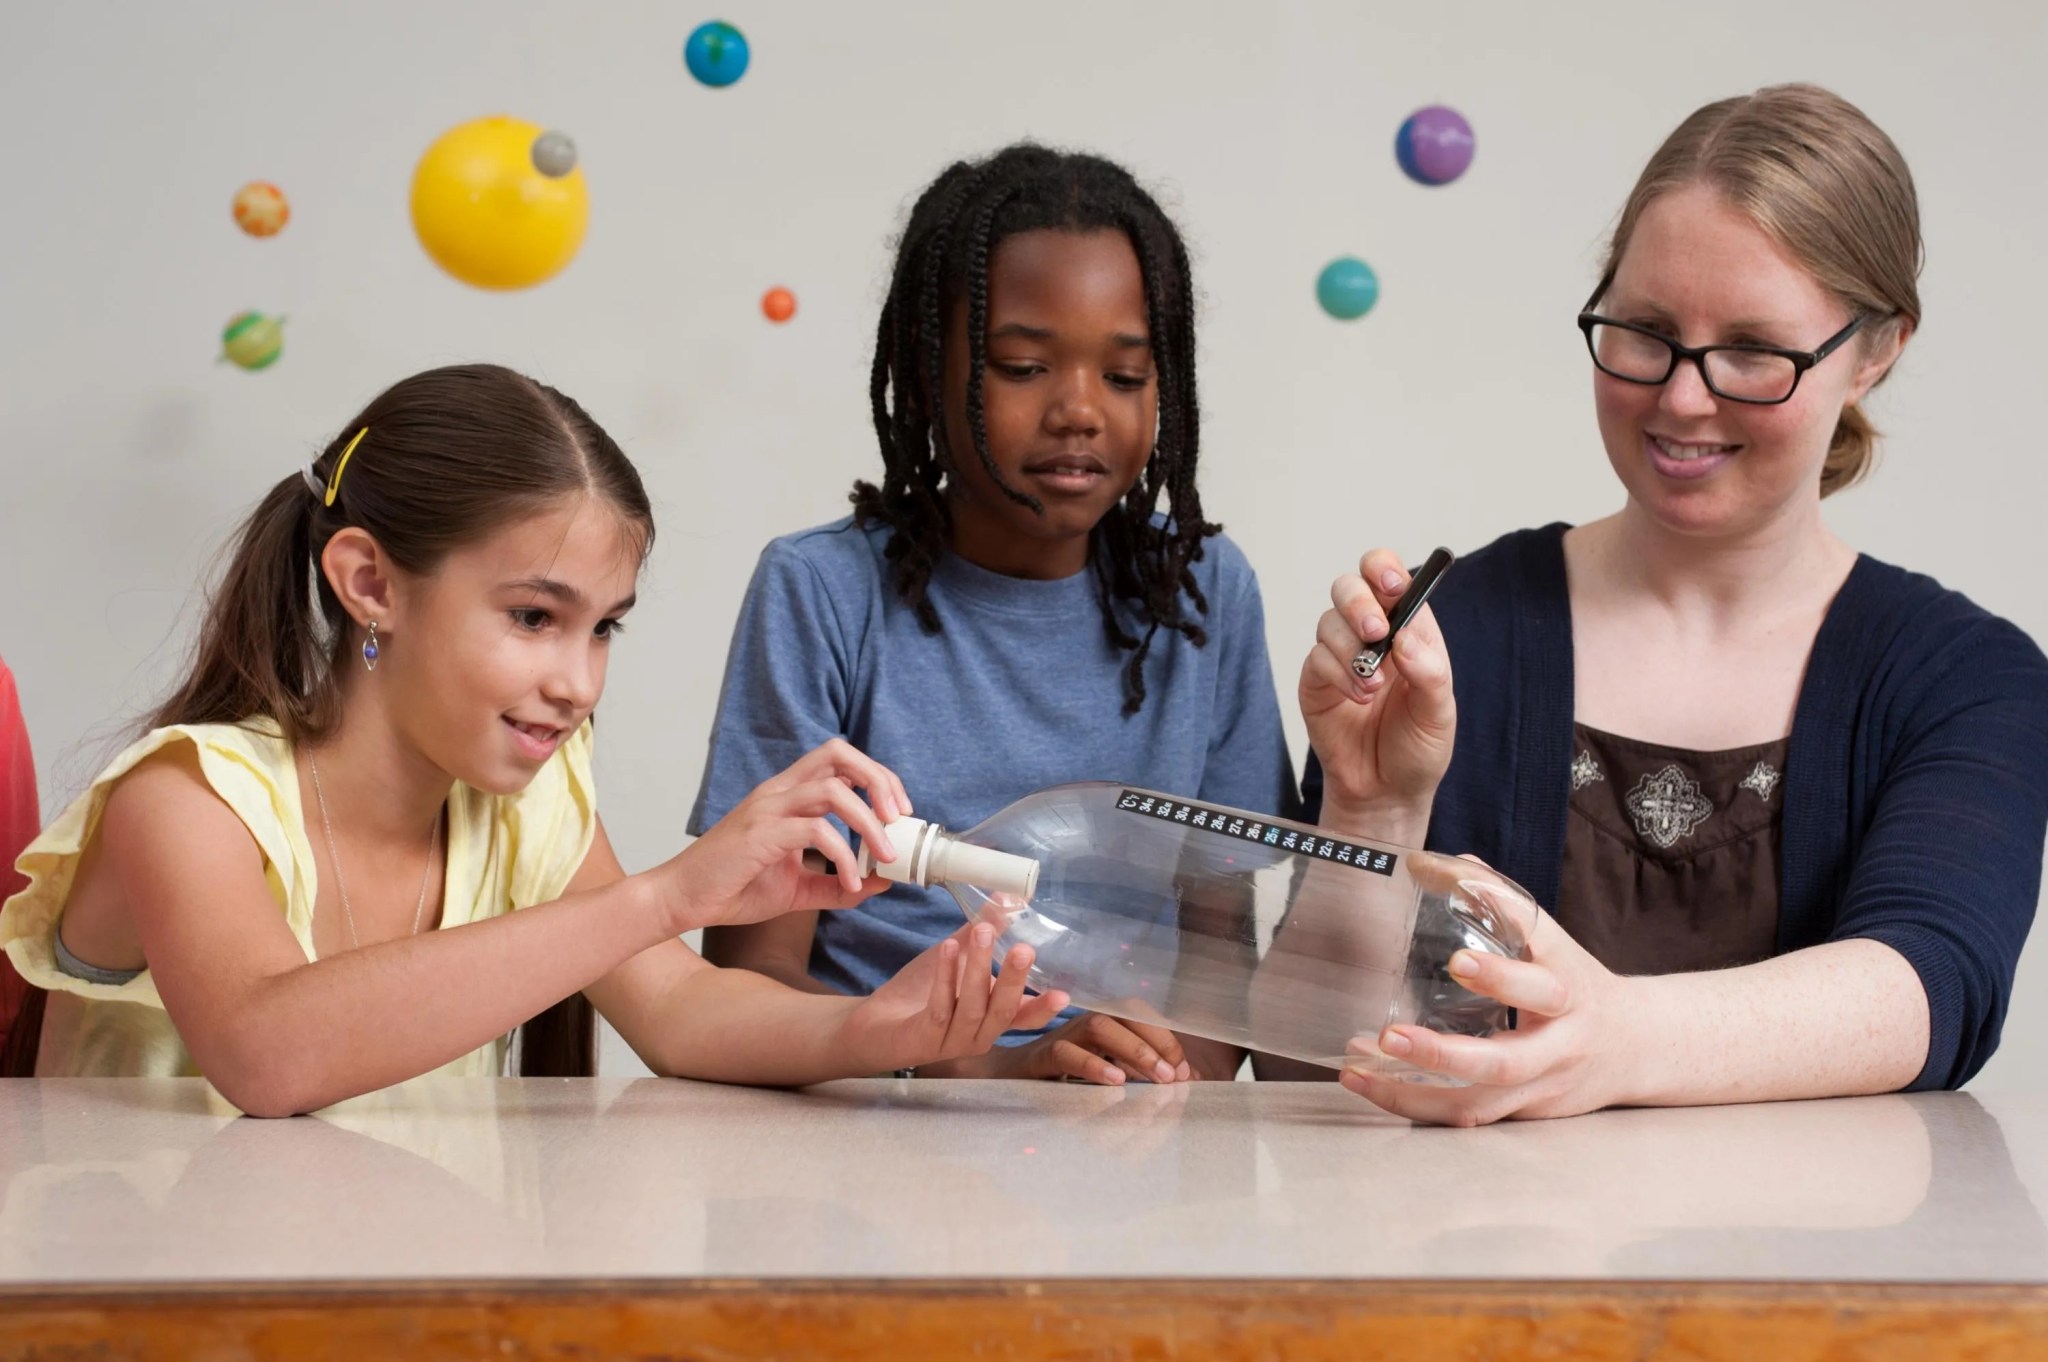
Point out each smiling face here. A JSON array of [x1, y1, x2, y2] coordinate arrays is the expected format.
[[373, 495, 641, 795], [1592, 181, 1900, 541], [939, 227, 1158, 579]]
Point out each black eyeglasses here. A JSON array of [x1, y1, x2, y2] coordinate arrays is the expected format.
[[1576, 296, 1866, 406]]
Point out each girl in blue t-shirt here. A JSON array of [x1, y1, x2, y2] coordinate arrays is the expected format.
[[691, 144, 1298, 1084]]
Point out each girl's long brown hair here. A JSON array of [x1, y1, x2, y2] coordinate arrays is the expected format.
[[151, 363, 655, 1077]]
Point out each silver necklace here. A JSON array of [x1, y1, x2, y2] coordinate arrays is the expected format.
[[307, 751, 441, 952]]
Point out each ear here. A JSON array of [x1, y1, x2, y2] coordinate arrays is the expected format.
[[320, 527, 403, 634], [1847, 317, 1913, 404]]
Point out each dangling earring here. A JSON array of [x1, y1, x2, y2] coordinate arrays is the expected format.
[[363, 620, 380, 672]]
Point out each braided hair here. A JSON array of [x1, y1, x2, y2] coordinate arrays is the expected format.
[[852, 144, 1217, 715]]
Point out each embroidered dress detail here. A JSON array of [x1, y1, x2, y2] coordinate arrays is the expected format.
[[1624, 763, 1715, 849], [1570, 750, 1605, 792], [1738, 761, 1782, 802]]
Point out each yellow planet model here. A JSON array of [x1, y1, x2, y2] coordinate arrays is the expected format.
[[410, 115, 588, 290]]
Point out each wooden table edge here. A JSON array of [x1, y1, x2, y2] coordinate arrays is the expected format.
[[5, 1277, 2046, 1361]]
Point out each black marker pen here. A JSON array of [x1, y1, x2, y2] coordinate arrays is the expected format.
[[1351, 547, 1455, 678]]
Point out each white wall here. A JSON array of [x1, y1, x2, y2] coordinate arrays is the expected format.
[[4, 1, 2044, 1086]]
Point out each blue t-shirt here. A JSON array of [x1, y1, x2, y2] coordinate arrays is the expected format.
[[687, 516, 1299, 1023]]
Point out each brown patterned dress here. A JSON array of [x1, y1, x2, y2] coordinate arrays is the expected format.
[[1556, 724, 1789, 975]]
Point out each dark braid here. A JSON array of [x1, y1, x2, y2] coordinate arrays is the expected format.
[[962, 189, 1036, 515], [857, 163, 977, 631], [851, 144, 1217, 714]]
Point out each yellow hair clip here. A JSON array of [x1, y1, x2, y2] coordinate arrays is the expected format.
[[324, 427, 369, 507]]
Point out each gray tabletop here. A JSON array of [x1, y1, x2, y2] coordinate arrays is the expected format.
[[2, 1077, 2043, 1285]]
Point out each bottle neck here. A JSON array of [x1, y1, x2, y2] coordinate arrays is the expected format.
[[926, 833, 1040, 899]]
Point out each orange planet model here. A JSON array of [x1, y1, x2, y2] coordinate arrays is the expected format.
[[232, 181, 290, 237]]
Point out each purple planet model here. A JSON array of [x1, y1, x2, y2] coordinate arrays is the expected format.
[[1397, 105, 1475, 186]]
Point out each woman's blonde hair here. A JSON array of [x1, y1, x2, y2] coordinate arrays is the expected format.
[[1594, 84, 1922, 496]]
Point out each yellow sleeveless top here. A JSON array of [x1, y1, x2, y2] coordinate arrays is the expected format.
[[0, 719, 597, 1083]]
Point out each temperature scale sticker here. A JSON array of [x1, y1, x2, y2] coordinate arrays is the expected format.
[[1115, 790, 1397, 876]]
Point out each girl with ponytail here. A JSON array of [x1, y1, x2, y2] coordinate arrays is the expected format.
[[0, 363, 1063, 1112], [1293, 86, 2048, 1123]]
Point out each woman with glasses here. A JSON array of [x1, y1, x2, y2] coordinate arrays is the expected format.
[[1289, 84, 2048, 1123]]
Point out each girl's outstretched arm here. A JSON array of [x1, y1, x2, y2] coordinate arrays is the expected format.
[[116, 739, 929, 1115], [113, 748, 681, 1117]]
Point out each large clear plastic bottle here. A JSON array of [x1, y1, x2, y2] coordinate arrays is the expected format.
[[857, 782, 1534, 1084]]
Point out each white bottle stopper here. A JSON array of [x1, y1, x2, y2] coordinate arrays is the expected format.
[[928, 837, 1040, 899], [859, 816, 1040, 899]]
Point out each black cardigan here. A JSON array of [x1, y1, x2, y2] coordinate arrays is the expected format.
[[1305, 524, 2048, 1089]]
